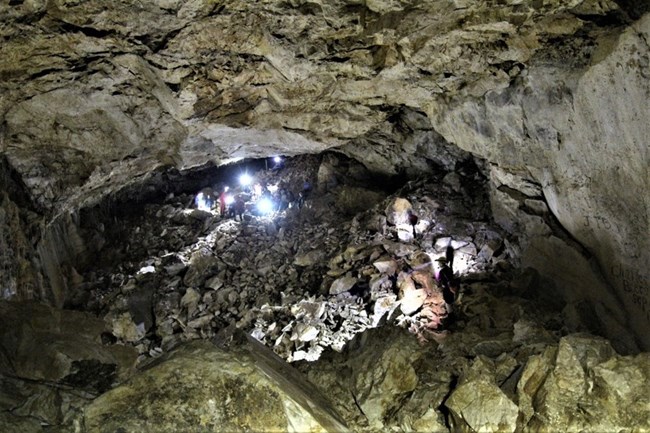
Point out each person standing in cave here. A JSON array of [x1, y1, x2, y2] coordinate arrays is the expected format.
[[219, 186, 229, 217], [445, 244, 455, 271], [436, 256, 459, 315], [194, 188, 215, 211], [230, 194, 246, 221], [298, 179, 312, 208], [407, 209, 419, 239]]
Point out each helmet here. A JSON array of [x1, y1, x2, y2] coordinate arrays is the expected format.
[[435, 256, 447, 263]]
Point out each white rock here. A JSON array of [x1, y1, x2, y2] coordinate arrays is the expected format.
[[291, 350, 308, 362], [137, 265, 156, 275], [400, 289, 427, 315], [373, 259, 398, 275], [298, 325, 319, 342], [329, 276, 357, 295], [250, 328, 266, 342]]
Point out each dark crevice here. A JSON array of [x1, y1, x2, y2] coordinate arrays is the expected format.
[[438, 374, 459, 429], [326, 55, 351, 63], [537, 194, 592, 258], [166, 82, 181, 92], [496, 181, 593, 257], [133, 27, 183, 53], [572, 11, 630, 27], [59, 21, 118, 39], [9, 7, 46, 24], [611, 0, 650, 21], [209, 4, 226, 16], [25, 67, 65, 81], [0, 155, 41, 213], [496, 184, 541, 201], [350, 390, 368, 421]]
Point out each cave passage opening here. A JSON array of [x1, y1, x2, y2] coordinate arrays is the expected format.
[[60, 148, 518, 366]]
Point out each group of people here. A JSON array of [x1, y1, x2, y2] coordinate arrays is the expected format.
[[192, 178, 314, 220]]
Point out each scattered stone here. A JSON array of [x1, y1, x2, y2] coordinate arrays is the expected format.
[[329, 276, 358, 295], [294, 249, 327, 267], [180, 288, 201, 317]]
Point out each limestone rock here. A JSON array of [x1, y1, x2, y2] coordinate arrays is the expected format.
[[0, 301, 137, 391], [352, 332, 420, 429], [329, 275, 357, 295], [517, 334, 650, 432], [372, 257, 398, 275], [445, 376, 519, 433], [107, 311, 147, 343], [180, 287, 201, 317], [0, 412, 43, 433], [386, 198, 413, 225], [591, 352, 650, 430], [399, 288, 427, 316], [183, 249, 219, 287], [80, 339, 348, 433], [294, 249, 326, 267]]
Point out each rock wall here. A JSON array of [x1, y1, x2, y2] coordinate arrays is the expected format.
[[0, 194, 41, 301], [427, 14, 650, 350]]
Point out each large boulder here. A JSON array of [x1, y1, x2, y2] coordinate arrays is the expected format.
[[517, 334, 650, 432], [445, 356, 519, 433], [80, 337, 348, 433], [0, 301, 137, 390], [0, 300, 138, 432]]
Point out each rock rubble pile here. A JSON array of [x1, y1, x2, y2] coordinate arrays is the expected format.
[[76, 156, 508, 364]]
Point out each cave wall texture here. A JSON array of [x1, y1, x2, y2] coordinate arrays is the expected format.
[[0, 0, 648, 350]]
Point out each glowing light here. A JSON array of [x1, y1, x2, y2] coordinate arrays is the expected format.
[[225, 195, 234, 205], [273, 156, 282, 163], [195, 192, 211, 211], [239, 173, 252, 186], [257, 197, 274, 215]]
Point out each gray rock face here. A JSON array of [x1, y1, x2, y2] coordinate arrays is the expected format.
[[0, 300, 138, 432], [0, 301, 137, 388]]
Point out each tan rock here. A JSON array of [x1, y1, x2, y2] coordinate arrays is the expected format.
[[329, 276, 357, 295], [446, 356, 518, 433], [81, 339, 349, 433], [0, 301, 137, 388]]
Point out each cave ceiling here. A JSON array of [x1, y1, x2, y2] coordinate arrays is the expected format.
[[0, 0, 642, 211]]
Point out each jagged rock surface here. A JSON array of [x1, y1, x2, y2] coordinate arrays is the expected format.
[[0, 301, 138, 432], [80, 338, 348, 433]]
